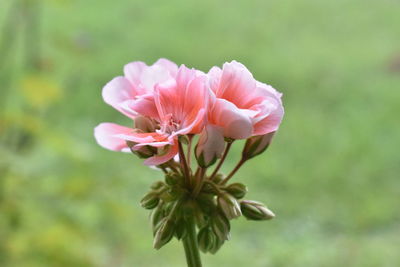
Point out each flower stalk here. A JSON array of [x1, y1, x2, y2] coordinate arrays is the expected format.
[[182, 215, 202, 267]]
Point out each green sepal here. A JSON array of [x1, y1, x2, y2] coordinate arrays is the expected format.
[[153, 218, 175, 250], [140, 191, 160, 209], [209, 236, 225, 254], [211, 211, 230, 241], [174, 218, 187, 240], [224, 183, 248, 199], [197, 226, 215, 253]]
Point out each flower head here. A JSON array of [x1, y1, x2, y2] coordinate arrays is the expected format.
[[95, 61, 209, 165], [207, 61, 284, 139]]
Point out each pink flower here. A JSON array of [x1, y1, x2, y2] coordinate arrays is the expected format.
[[95, 63, 209, 165], [102, 58, 178, 118], [207, 61, 284, 140]]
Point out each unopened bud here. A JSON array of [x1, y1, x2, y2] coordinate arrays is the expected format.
[[225, 183, 247, 199], [153, 218, 175, 249], [195, 125, 225, 168], [150, 181, 165, 190], [134, 116, 156, 132], [140, 191, 160, 209], [213, 173, 224, 184], [201, 182, 218, 194], [197, 227, 215, 253], [151, 205, 165, 235], [240, 200, 275, 220], [211, 212, 230, 241], [209, 236, 225, 255], [127, 141, 156, 159], [174, 218, 187, 240], [218, 194, 242, 220], [165, 172, 181, 186], [197, 193, 217, 214], [242, 132, 275, 159]]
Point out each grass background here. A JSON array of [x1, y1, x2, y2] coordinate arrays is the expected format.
[[1, 0, 399, 266]]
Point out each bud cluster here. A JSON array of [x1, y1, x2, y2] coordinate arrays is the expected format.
[[140, 168, 275, 253]]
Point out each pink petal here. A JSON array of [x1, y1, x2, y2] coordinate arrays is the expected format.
[[115, 132, 166, 144], [210, 99, 253, 139], [123, 61, 147, 90], [123, 94, 160, 119], [215, 61, 257, 109], [207, 66, 222, 93], [94, 123, 133, 151], [253, 102, 284, 135], [143, 143, 179, 166], [102, 77, 137, 118], [154, 58, 178, 76], [196, 125, 225, 165]]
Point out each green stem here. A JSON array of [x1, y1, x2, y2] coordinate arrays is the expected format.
[[221, 157, 247, 185], [182, 216, 202, 267], [209, 141, 233, 180]]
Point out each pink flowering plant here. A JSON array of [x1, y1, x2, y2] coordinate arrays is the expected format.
[[95, 59, 284, 266]]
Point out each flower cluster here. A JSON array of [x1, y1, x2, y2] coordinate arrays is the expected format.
[[94, 59, 284, 255]]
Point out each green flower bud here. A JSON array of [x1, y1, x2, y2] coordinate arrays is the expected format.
[[174, 218, 187, 240], [165, 172, 181, 186], [126, 141, 156, 159], [201, 182, 218, 195], [159, 187, 182, 203], [197, 227, 215, 253], [240, 200, 275, 221], [213, 173, 224, 184], [225, 183, 247, 199], [194, 208, 208, 229], [150, 181, 165, 190], [209, 236, 225, 254], [197, 193, 217, 214], [153, 218, 175, 249], [242, 132, 275, 159], [151, 205, 165, 236], [218, 194, 242, 220], [211, 212, 230, 241], [140, 191, 160, 209]]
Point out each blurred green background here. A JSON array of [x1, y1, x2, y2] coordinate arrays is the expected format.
[[1, 0, 399, 266]]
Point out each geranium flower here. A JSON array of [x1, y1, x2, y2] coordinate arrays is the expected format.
[[207, 61, 284, 140], [95, 63, 209, 165]]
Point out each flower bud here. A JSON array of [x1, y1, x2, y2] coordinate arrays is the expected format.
[[240, 200, 275, 220], [165, 172, 181, 186], [195, 125, 225, 168], [197, 193, 217, 214], [153, 218, 175, 249], [209, 236, 225, 255], [127, 141, 156, 159], [134, 116, 156, 132], [242, 132, 275, 159], [213, 173, 224, 184], [174, 218, 187, 240], [197, 227, 215, 253], [225, 183, 247, 199], [150, 181, 165, 190], [140, 191, 160, 209], [217, 193, 242, 220], [211, 212, 231, 241], [151, 205, 165, 235], [201, 182, 218, 195]]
